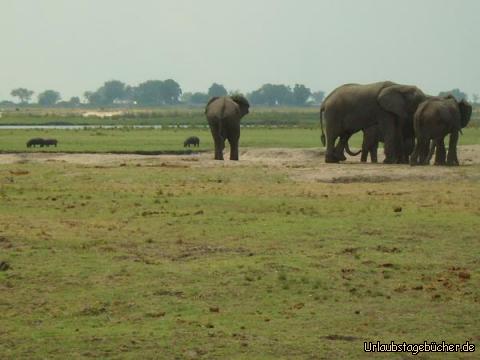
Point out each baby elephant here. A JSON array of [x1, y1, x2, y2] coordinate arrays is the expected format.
[[410, 96, 472, 166], [360, 125, 383, 163], [184, 136, 200, 147]]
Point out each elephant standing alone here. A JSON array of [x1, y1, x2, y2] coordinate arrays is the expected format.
[[205, 95, 250, 160], [320, 81, 426, 164], [410, 96, 472, 166]]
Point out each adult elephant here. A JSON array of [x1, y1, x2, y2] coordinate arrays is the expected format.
[[320, 81, 426, 164], [205, 95, 250, 160], [410, 96, 472, 166]]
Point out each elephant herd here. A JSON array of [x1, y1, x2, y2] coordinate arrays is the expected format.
[[206, 81, 472, 166], [319, 81, 472, 166]]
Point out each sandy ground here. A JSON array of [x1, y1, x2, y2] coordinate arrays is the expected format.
[[1, 145, 479, 183]]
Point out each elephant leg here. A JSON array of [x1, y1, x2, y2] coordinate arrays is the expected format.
[[410, 139, 420, 165], [227, 133, 240, 161], [325, 134, 339, 163], [371, 143, 379, 163], [417, 138, 431, 165], [396, 126, 408, 164], [334, 137, 347, 161], [360, 151, 368, 162], [360, 136, 368, 162], [434, 139, 446, 166], [446, 131, 459, 166], [209, 124, 224, 160], [402, 137, 414, 164], [381, 118, 398, 164]]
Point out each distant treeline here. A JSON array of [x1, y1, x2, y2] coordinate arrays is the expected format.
[[2, 81, 477, 108], [3, 80, 325, 108]]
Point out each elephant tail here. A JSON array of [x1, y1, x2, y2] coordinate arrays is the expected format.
[[344, 135, 361, 156], [320, 105, 326, 146], [218, 99, 228, 140]]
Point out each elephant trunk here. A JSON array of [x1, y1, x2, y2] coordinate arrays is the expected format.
[[320, 105, 326, 146]]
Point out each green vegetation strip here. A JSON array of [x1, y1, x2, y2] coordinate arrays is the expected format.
[[0, 127, 479, 154]]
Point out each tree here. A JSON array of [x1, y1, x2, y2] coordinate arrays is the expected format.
[[162, 79, 182, 104], [247, 84, 292, 106], [181, 92, 193, 103], [311, 90, 325, 104], [247, 88, 265, 105], [438, 88, 468, 101], [83, 80, 126, 106], [134, 80, 165, 105], [11, 88, 34, 104], [68, 96, 81, 106], [472, 93, 479, 104], [208, 83, 228, 98], [38, 90, 61, 106], [292, 84, 311, 106], [83, 90, 104, 106], [123, 85, 136, 102], [190, 92, 209, 104], [102, 80, 126, 104]]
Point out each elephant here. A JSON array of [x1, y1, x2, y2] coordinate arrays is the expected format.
[[359, 125, 383, 163], [410, 96, 472, 166], [320, 81, 427, 164], [205, 95, 250, 160], [183, 136, 200, 147], [347, 124, 414, 163]]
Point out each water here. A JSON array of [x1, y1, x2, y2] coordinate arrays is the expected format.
[[0, 124, 286, 130], [0, 125, 192, 130]]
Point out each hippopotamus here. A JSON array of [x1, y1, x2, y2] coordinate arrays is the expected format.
[[183, 136, 200, 147], [27, 138, 46, 148], [43, 138, 58, 147], [26, 138, 58, 148]]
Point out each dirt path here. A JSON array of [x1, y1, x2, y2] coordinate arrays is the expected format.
[[1, 145, 479, 183]]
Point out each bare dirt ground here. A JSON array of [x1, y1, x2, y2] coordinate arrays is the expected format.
[[1, 145, 479, 183]]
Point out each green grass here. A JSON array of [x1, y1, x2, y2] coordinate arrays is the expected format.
[[0, 157, 479, 358], [0, 107, 320, 127], [0, 127, 479, 154], [1, 105, 479, 127]]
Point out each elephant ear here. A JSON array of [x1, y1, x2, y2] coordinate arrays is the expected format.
[[458, 100, 472, 128], [231, 95, 250, 109], [377, 85, 408, 119]]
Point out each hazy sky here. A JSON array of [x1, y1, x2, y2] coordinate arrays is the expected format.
[[1, 0, 479, 101]]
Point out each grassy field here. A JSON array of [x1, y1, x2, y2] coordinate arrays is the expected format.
[[1, 105, 479, 127], [0, 156, 479, 358], [0, 127, 479, 154], [0, 107, 320, 127]]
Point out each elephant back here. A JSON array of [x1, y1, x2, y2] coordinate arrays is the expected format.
[[205, 97, 240, 120]]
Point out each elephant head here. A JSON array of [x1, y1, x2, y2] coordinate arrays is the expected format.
[[458, 99, 472, 128], [231, 94, 250, 116], [377, 84, 426, 119], [376, 84, 426, 163]]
